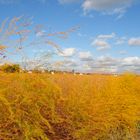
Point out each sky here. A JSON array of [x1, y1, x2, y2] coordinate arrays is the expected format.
[[0, 0, 140, 73]]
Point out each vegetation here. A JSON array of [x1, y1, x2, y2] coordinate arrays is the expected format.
[[0, 64, 21, 73], [0, 72, 139, 140], [0, 17, 78, 70]]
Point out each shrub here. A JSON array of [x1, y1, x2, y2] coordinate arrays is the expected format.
[[0, 73, 139, 139], [0, 64, 21, 73]]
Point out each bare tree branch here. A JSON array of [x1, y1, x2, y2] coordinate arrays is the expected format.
[[0, 16, 78, 70]]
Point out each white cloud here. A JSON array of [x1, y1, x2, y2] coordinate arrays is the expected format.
[[36, 30, 46, 37], [91, 33, 128, 50], [97, 56, 118, 66], [57, 48, 76, 57], [91, 39, 110, 50], [122, 56, 140, 66], [128, 37, 140, 46], [53, 55, 140, 73], [27, 52, 140, 73], [52, 59, 79, 71], [120, 57, 140, 72], [79, 51, 93, 61], [115, 37, 127, 45], [58, 0, 136, 18], [97, 33, 116, 40], [82, 0, 133, 17], [82, 0, 130, 11], [91, 33, 116, 50], [85, 56, 119, 73], [85, 56, 140, 73]]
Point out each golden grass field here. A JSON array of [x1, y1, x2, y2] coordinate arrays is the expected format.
[[0, 72, 140, 140]]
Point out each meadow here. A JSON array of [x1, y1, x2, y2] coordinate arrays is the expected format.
[[0, 72, 140, 140]]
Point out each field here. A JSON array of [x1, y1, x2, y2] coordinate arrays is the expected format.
[[0, 72, 140, 140]]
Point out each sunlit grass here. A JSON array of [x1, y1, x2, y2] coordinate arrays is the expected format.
[[0, 72, 139, 139]]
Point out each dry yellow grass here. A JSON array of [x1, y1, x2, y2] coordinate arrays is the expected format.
[[0, 72, 140, 140]]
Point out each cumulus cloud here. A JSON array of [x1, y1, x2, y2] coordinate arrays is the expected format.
[[91, 33, 115, 50], [79, 51, 93, 61], [58, 0, 135, 18], [84, 56, 140, 74], [97, 33, 116, 40], [120, 57, 140, 72], [52, 59, 79, 72], [26, 52, 140, 73], [91, 33, 129, 50], [82, 0, 131, 11], [61, 56, 140, 73], [122, 57, 140, 66], [92, 39, 110, 50], [82, 0, 133, 17], [57, 48, 76, 57], [84, 56, 118, 73], [128, 37, 140, 46]]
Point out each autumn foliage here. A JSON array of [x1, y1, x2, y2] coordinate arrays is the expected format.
[[0, 73, 139, 139]]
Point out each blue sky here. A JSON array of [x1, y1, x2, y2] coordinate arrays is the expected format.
[[0, 0, 140, 73]]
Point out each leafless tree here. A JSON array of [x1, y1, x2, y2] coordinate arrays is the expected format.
[[0, 16, 79, 70]]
